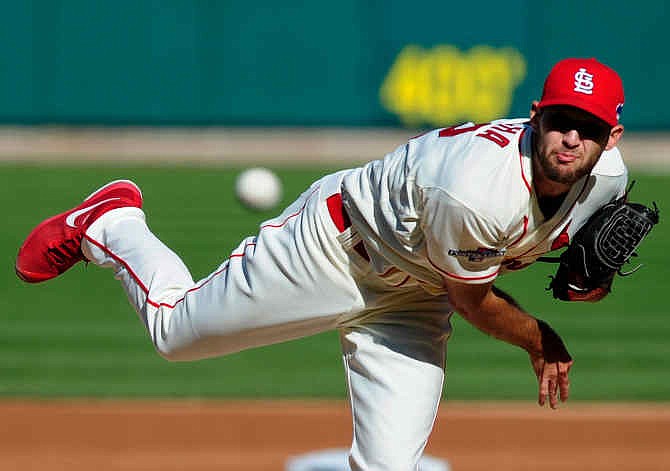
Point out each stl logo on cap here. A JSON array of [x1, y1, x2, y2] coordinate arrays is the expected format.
[[573, 68, 594, 95]]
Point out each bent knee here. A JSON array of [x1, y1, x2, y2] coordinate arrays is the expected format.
[[152, 334, 240, 362], [153, 340, 210, 362], [155, 345, 192, 362]]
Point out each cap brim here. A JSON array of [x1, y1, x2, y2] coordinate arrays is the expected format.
[[536, 97, 617, 127]]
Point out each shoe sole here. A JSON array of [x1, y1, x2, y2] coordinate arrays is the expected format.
[[15, 180, 142, 283]]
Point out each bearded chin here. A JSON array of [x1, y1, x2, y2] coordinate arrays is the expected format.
[[540, 157, 589, 185]]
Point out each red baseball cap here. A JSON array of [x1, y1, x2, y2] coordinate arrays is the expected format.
[[537, 58, 625, 127]]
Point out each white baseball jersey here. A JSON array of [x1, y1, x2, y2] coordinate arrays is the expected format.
[[341, 118, 628, 293], [80, 119, 627, 470]]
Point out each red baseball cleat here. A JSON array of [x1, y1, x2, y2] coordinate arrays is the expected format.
[[16, 180, 143, 283]]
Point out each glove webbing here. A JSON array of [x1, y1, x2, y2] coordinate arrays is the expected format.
[[595, 202, 658, 270]]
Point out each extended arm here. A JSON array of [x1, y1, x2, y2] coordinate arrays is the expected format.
[[444, 279, 573, 408]]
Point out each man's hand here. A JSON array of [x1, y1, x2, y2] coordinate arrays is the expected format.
[[530, 319, 574, 408], [443, 279, 576, 409], [529, 354, 573, 409]]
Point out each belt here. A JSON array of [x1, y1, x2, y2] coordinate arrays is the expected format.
[[326, 193, 370, 262]]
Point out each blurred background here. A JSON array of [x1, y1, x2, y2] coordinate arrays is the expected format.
[[1, 0, 669, 167], [1, 0, 669, 129], [1, 0, 668, 404]]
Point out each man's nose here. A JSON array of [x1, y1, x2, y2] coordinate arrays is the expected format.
[[562, 129, 581, 147]]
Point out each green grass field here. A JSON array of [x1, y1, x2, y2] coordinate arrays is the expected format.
[[1, 164, 668, 401]]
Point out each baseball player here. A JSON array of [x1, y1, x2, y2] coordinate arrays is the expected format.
[[16, 58, 626, 471]]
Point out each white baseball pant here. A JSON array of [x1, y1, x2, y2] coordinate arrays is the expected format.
[[82, 171, 453, 471]]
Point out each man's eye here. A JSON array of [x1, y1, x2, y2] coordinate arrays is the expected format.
[[546, 113, 607, 141], [547, 115, 572, 132], [580, 126, 597, 139], [579, 124, 608, 141]]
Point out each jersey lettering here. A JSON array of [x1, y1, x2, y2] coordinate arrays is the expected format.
[[491, 123, 524, 135], [438, 123, 487, 137], [475, 123, 525, 148], [439, 122, 524, 148], [475, 129, 510, 147]]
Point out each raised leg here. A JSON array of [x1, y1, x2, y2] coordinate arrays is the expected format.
[[82, 172, 364, 360]]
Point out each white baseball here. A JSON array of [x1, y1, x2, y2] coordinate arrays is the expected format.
[[235, 167, 283, 211]]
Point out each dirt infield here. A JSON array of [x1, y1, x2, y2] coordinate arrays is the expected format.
[[1, 401, 668, 471]]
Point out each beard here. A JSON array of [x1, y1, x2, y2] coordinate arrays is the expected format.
[[535, 151, 592, 185], [532, 131, 597, 186]]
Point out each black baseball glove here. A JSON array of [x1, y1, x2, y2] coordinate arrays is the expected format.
[[544, 184, 659, 302]]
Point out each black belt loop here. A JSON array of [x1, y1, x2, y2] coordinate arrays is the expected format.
[[326, 193, 370, 262]]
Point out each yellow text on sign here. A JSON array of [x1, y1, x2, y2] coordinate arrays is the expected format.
[[380, 45, 527, 127]]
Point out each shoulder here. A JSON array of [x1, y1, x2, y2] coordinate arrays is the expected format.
[[588, 145, 628, 202], [568, 147, 629, 233], [413, 119, 531, 225], [592, 145, 626, 177], [410, 119, 529, 181]]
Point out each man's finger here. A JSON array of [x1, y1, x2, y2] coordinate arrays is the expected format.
[[559, 379, 570, 402], [540, 363, 559, 409], [559, 362, 571, 402], [537, 362, 547, 406], [549, 379, 559, 409], [538, 376, 548, 406]]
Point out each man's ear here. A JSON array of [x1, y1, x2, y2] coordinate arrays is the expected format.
[[605, 124, 624, 150], [529, 101, 540, 129]]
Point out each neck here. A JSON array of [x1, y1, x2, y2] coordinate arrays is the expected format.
[[537, 192, 567, 219]]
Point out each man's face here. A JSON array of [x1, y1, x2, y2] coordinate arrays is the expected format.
[[533, 106, 612, 186]]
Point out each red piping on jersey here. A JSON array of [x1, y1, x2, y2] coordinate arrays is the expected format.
[[508, 216, 529, 247], [391, 275, 411, 287], [84, 185, 321, 311], [85, 236, 256, 310], [380, 266, 397, 277], [409, 129, 431, 140], [261, 186, 320, 229], [442, 269, 499, 282], [376, 266, 411, 287], [427, 253, 499, 281], [518, 129, 531, 193]]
